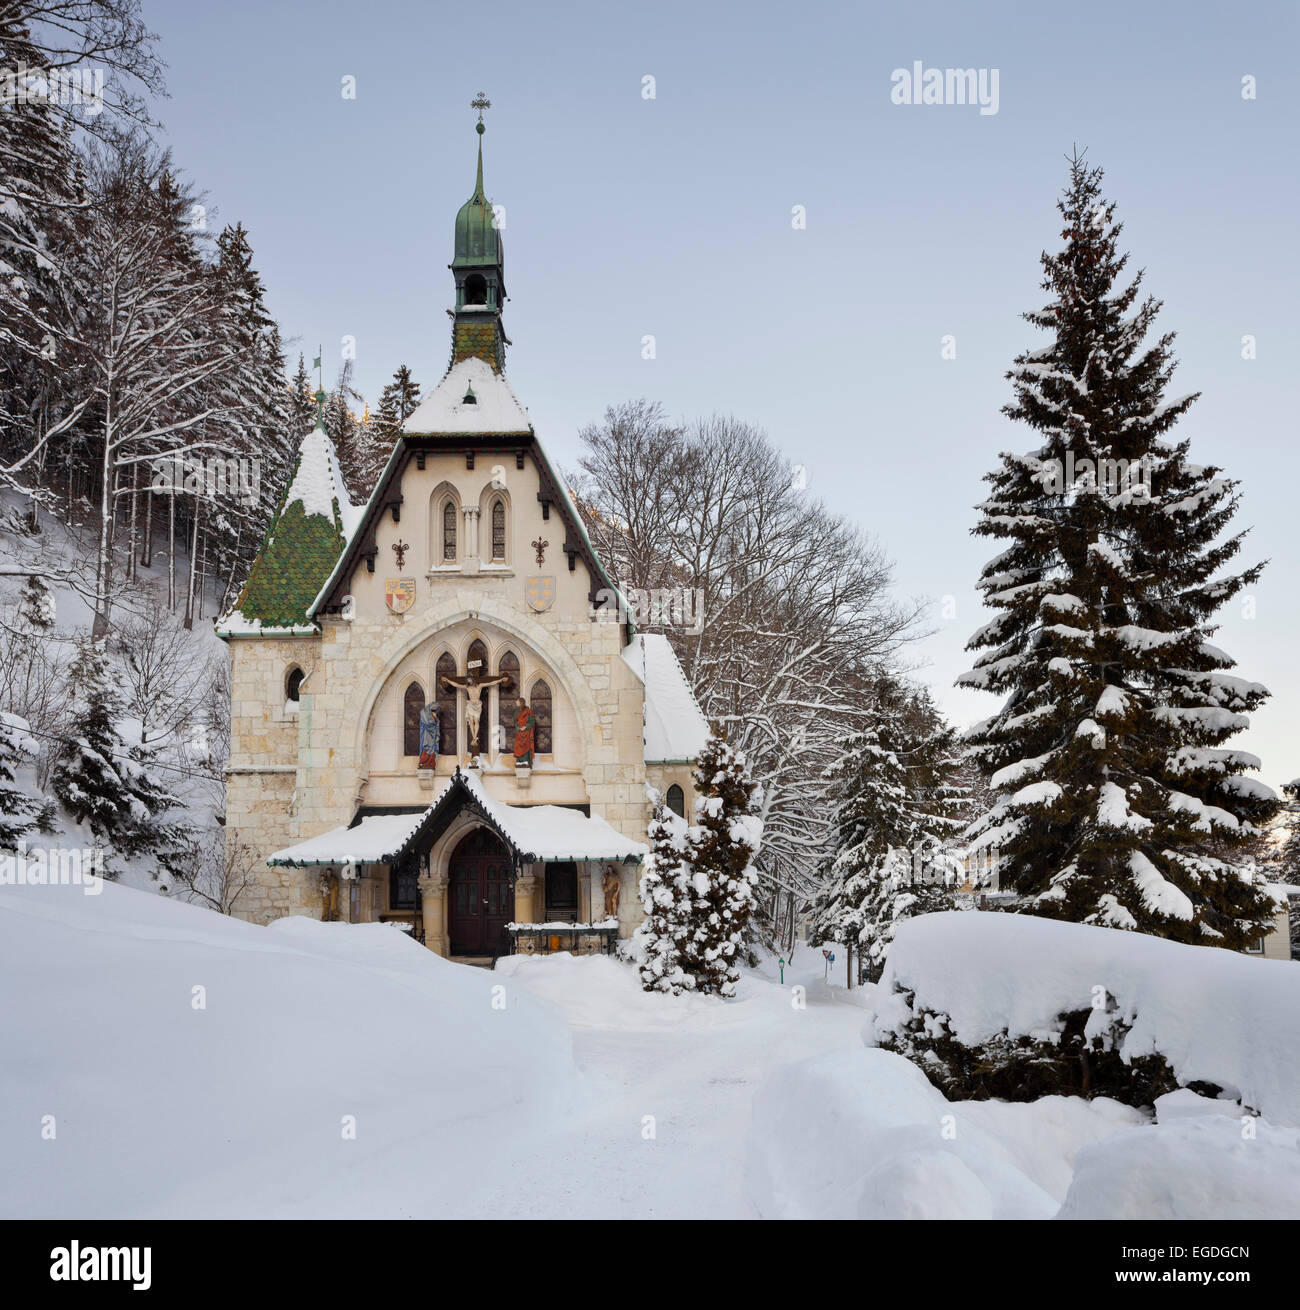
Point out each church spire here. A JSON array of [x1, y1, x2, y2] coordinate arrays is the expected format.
[[449, 94, 508, 372]]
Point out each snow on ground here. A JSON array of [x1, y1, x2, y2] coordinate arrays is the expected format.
[[1058, 1092, 1300, 1220], [3, 881, 1296, 1219], [0, 880, 577, 1218], [746, 1046, 1146, 1219]]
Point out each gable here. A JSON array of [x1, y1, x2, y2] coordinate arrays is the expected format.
[[310, 431, 623, 619]]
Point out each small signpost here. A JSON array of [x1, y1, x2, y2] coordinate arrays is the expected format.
[[821, 947, 835, 982], [778, 956, 785, 984]]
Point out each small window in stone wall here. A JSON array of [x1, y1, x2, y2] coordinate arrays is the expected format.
[[666, 783, 686, 819], [491, 498, 506, 561], [442, 499, 457, 562], [285, 667, 304, 703], [403, 682, 425, 757], [530, 679, 552, 754], [436, 652, 458, 756]]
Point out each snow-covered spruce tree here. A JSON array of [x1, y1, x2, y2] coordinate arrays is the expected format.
[[0, 711, 44, 845], [637, 802, 695, 994], [680, 728, 763, 997], [959, 153, 1277, 947], [362, 364, 422, 488], [809, 685, 966, 983], [52, 636, 180, 867]]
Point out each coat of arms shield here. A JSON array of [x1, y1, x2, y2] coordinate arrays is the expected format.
[[525, 575, 556, 612], [385, 578, 416, 614]]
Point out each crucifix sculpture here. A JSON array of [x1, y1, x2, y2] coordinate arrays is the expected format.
[[438, 662, 514, 763], [471, 91, 491, 123]]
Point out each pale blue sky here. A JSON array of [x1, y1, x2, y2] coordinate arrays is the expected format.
[[148, 0, 1298, 785]]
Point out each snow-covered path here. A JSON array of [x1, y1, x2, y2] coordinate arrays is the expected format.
[[450, 954, 871, 1219]]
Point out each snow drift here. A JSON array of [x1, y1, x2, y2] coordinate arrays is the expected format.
[[1057, 1091, 1300, 1220], [868, 912, 1300, 1122], [745, 1045, 1144, 1219], [0, 880, 578, 1218]]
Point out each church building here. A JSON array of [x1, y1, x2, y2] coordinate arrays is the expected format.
[[217, 118, 709, 960]]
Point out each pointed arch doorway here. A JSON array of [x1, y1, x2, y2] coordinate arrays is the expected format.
[[447, 827, 514, 958]]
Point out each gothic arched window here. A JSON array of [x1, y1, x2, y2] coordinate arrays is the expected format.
[[442, 499, 457, 563], [435, 652, 458, 756], [497, 650, 520, 753], [490, 497, 506, 562], [666, 784, 686, 819], [285, 667, 304, 703], [403, 682, 425, 757], [530, 679, 552, 755], [467, 639, 490, 753]]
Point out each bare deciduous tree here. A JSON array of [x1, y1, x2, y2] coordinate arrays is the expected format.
[[573, 402, 930, 922]]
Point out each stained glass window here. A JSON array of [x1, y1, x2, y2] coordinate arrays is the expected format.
[[491, 498, 506, 561], [436, 652, 457, 756], [403, 682, 425, 757], [530, 679, 552, 754]]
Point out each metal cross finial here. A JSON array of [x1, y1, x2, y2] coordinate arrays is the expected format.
[[471, 92, 491, 123]]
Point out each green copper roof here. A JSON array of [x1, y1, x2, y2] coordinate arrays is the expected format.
[[453, 129, 503, 270], [223, 423, 351, 632]]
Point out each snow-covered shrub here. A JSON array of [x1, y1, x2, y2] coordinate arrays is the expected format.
[[869, 911, 1300, 1119]]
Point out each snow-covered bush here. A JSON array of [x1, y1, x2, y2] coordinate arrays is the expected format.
[[869, 911, 1300, 1118]]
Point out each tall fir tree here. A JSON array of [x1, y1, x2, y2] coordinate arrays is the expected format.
[[361, 363, 421, 489], [959, 153, 1277, 948], [289, 353, 318, 437], [324, 359, 367, 500], [809, 683, 966, 983]]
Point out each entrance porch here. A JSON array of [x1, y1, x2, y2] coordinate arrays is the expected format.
[[267, 767, 646, 960]]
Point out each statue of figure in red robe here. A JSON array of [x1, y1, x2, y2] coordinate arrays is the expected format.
[[513, 699, 537, 768]]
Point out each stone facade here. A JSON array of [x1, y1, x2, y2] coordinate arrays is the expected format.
[[224, 443, 656, 950]]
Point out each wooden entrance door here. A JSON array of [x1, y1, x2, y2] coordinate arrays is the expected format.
[[447, 828, 514, 957]]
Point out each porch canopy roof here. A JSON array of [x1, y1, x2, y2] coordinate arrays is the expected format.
[[267, 768, 647, 868]]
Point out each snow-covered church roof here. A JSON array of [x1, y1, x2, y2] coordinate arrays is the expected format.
[[622, 634, 711, 763], [402, 357, 533, 436], [268, 768, 647, 867], [217, 421, 362, 636]]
